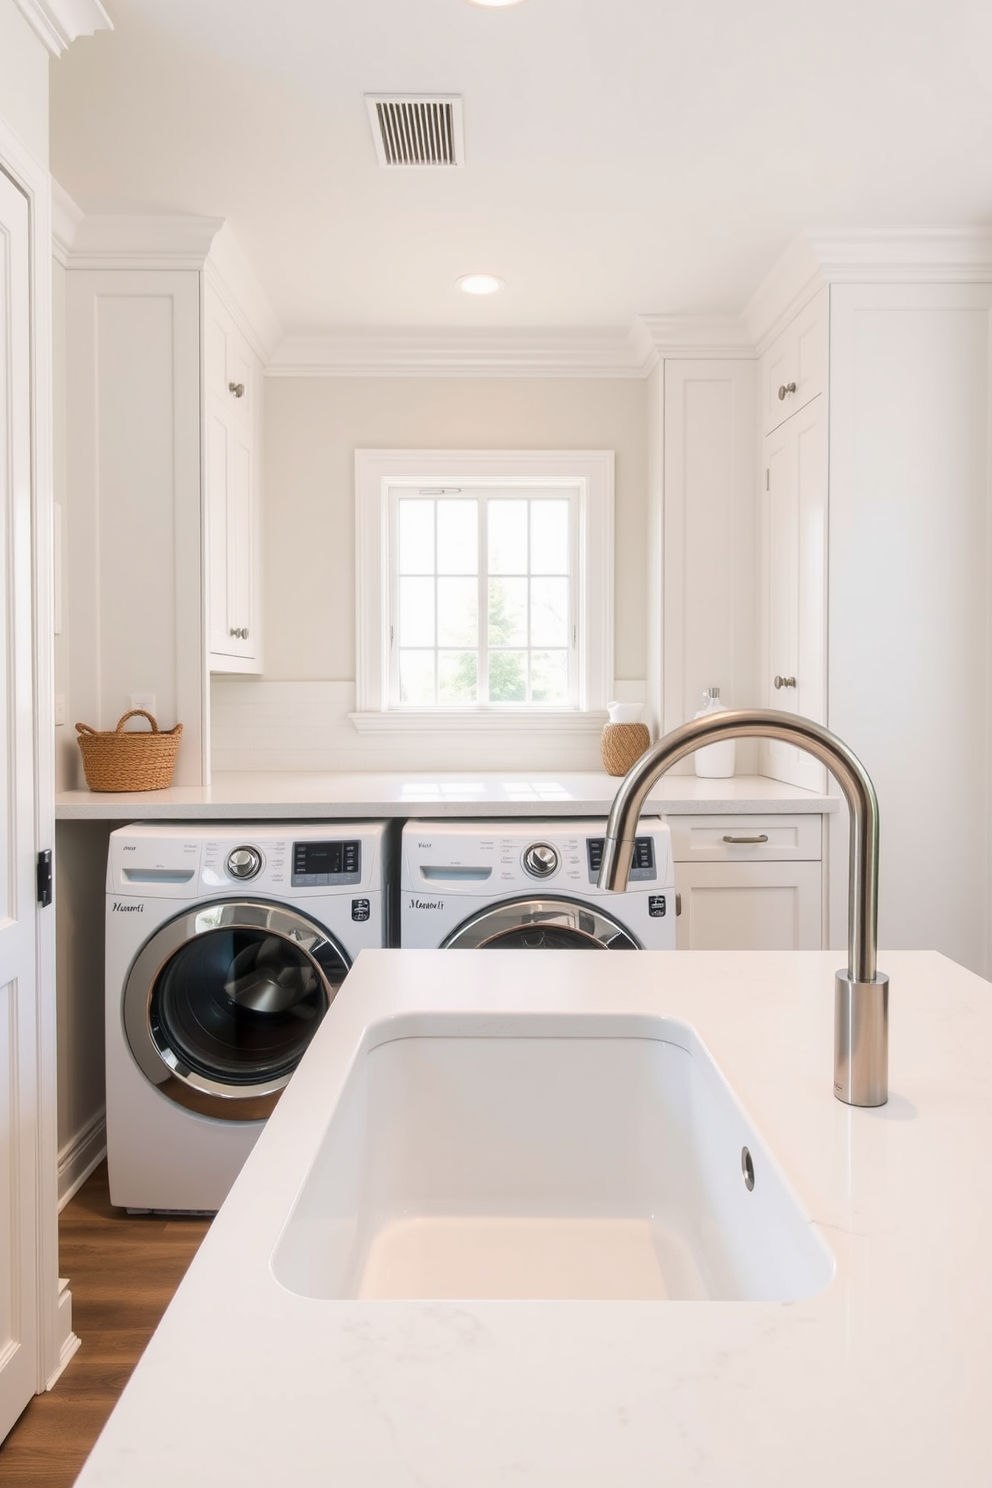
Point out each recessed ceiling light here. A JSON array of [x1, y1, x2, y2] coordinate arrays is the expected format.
[[457, 273, 504, 295], [463, 0, 528, 7]]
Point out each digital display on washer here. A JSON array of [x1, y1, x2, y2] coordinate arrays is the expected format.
[[292, 839, 361, 886], [586, 836, 656, 883]]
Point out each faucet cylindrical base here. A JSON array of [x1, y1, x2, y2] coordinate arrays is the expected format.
[[834, 971, 889, 1107]]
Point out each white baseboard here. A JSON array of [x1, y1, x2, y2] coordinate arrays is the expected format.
[[46, 1277, 80, 1389], [58, 1108, 107, 1210]]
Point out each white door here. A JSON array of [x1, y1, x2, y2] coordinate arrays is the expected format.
[[0, 165, 41, 1441]]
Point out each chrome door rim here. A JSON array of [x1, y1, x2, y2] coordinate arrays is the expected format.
[[122, 899, 345, 1119], [441, 896, 641, 950]]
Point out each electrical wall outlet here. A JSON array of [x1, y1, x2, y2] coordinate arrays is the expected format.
[[54, 694, 66, 726], [129, 693, 156, 717]]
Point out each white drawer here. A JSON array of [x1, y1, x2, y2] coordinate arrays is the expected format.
[[667, 814, 821, 863]]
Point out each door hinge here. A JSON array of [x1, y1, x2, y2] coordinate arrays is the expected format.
[[37, 849, 53, 908]]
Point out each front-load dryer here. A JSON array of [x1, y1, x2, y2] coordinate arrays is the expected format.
[[106, 820, 393, 1212], [401, 818, 675, 950]]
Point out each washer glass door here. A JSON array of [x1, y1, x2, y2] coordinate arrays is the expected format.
[[124, 901, 347, 1119], [442, 896, 640, 950]]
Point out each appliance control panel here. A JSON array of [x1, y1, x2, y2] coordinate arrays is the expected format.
[[291, 839, 362, 887], [586, 836, 657, 882], [107, 823, 384, 897], [403, 818, 672, 894]]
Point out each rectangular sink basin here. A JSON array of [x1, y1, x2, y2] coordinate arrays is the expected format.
[[272, 1015, 834, 1302]]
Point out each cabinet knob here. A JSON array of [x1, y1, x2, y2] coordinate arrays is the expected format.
[[229, 626, 249, 641], [773, 674, 797, 689], [777, 381, 797, 400], [229, 381, 245, 399]]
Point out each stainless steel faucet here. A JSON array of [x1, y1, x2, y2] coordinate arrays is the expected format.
[[597, 708, 889, 1107]]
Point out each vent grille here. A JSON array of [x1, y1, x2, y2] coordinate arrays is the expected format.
[[366, 95, 465, 168]]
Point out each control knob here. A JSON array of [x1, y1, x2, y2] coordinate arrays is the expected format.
[[226, 846, 262, 880], [522, 842, 559, 879]]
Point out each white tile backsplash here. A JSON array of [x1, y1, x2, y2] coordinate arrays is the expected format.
[[210, 678, 647, 775]]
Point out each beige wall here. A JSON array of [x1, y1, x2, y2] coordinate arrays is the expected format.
[[262, 376, 649, 684], [0, 0, 49, 163]]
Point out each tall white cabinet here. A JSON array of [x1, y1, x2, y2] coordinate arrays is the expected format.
[[826, 280, 992, 975], [747, 240, 992, 976], [204, 279, 262, 672], [60, 213, 271, 787], [758, 288, 827, 792]]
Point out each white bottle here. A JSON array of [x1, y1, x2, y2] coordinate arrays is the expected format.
[[693, 687, 735, 779]]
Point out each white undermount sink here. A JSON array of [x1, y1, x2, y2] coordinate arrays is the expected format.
[[272, 1014, 834, 1302]]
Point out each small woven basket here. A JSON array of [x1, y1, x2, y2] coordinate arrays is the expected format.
[[601, 721, 650, 777], [75, 710, 182, 792]]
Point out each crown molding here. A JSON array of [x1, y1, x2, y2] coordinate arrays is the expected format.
[[12, 0, 111, 56], [50, 179, 83, 267], [744, 227, 992, 351], [637, 314, 754, 363], [52, 202, 282, 355], [60, 210, 225, 270], [266, 315, 758, 379], [742, 234, 823, 352], [266, 325, 651, 378], [203, 223, 283, 362]]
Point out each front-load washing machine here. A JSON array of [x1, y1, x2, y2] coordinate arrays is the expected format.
[[106, 820, 393, 1212], [401, 818, 676, 949]]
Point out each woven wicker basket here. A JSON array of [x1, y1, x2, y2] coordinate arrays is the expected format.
[[600, 721, 650, 777], [75, 710, 182, 792]]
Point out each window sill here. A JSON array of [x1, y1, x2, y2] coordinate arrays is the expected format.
[[349, 709, 608, 737]]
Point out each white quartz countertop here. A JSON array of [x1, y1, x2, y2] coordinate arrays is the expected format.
[[54, 770, 836, 820], [76, 948, 992, 1487]]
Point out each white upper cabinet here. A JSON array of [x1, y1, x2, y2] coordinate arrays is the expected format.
[[759, 392, 827, 791], [65, 268, 206, 783], [760, 287, 827, 434], [63, 214, 271, 783], [204, 286, 262, 673]]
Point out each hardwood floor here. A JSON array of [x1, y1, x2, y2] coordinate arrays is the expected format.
[[0, 1162, 210, 1486]]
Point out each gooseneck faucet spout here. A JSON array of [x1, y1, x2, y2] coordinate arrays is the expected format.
[[598, 708, 888, 1107]]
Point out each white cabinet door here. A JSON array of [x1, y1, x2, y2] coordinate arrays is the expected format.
[[675, 862, 822, 951], [761, 288, 827, 434], [0, 166, 40, 1442], [760, 395, 827, 790], [205, 291, 261, 673]]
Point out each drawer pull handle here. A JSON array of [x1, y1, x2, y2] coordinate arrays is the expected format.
[[722, 834, 769, 845]]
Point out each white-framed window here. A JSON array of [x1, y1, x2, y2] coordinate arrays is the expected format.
[[353, 450, 614, 733]]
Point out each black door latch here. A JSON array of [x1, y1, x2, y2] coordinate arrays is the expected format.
[[37, 849, 52, 908]]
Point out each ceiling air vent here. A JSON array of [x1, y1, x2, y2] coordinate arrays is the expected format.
[[365, 95, 465, 168]]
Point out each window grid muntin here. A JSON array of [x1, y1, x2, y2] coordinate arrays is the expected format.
[[389, 488, 578, 708]]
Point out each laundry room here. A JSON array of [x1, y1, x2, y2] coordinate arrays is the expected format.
[[4, 0, 992, 1483]]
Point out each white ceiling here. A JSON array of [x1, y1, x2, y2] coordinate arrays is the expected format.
[[49, 0, 992, 342]]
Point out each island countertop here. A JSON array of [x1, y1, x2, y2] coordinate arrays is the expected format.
[[75, 948, 991, 1487], [55, 770, 837, 820]]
